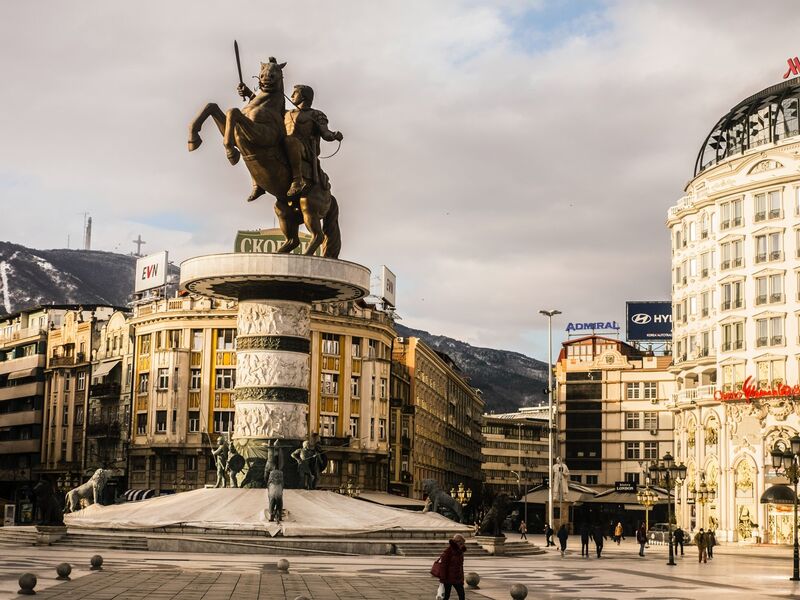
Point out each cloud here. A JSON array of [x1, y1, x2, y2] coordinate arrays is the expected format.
[[0, 0, 798, 359]]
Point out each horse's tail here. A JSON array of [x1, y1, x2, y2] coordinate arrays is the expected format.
[[322, 195, 341, 259]]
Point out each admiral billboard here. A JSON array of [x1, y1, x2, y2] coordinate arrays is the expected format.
[[626, 301, 672, 342]]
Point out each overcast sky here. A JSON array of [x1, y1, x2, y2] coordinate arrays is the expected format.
[[1, 1, 798, 360]]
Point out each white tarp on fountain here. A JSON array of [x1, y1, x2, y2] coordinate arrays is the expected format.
[[64, 488, 469, 537]]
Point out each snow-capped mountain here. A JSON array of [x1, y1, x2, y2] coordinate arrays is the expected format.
[[0, 242, 140, 314]]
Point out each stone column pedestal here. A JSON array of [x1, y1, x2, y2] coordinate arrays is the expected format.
[[180, 253, 370, 489]]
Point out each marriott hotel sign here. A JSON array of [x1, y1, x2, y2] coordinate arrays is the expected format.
[[716, 376, 800, 402]]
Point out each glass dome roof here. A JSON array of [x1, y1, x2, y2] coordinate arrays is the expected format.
[[695, 77, 800, 176]]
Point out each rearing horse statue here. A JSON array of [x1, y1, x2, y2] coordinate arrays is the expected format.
[[187, 58, 341, 258]]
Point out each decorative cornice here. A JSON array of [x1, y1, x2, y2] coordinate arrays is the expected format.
[[235, 387, 309, 403], [236, 336, 310, 353]]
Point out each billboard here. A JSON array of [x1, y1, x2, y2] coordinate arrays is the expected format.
[[380, 266, 396, 308], [234, 228, 320, 256], [134, 251, 168, 293], [626, 301, 672, 342]]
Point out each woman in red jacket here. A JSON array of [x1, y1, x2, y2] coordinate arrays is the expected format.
[[438, 534, 466, 600]]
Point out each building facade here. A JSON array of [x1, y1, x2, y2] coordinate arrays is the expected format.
[[0, 307, 51, 522], [667, 76, 800, 543], [127, 295, 395, 494], [86, 310, 133, 498], [555, 336, 675, 487], [41, 306, 118, 489], [388, 360, 413, 497], [481, 408, 549, 498], [393, 337, 484, 499]]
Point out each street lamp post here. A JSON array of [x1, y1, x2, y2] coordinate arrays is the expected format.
[[450, 482, 472, 507], [692, 476, 716, 530], [539, 309, 561, 527], [636, 479, 658, 534], [771, 434, 800, 581], [649, 452, 687, 567]]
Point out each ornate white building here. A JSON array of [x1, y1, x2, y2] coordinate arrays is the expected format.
[[668, 76, 800, 544]]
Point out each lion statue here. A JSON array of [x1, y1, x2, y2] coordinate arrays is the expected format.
[[477, 493, 511, 537], [64, 469, 110, 513], [33, 479, 64, 525], [421, 479, 463, 523]]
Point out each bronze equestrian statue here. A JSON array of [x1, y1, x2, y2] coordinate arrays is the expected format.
[[188, 53, 343, 258]]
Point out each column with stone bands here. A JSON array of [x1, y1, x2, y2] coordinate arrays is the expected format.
[[233, 300, 311, 444]]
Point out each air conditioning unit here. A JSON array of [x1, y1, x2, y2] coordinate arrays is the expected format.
[[649, 429, 658, 436], [396, 337, 406, 344]]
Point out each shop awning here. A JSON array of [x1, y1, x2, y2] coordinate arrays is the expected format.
[[518, 484, 600, 505], [8, 368, 38, 381], [357, 492, 427, 510], [760, 484, 797, 505], [92, 360, 121, 379], [583, 488, 670, 505]]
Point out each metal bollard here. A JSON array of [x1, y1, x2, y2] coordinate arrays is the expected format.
[[465, 572, 480, 589], [18, 573, 37, 595], [90, 555, 103, 571], [510, 582, 528, 599], [56, 563, 72, 581]]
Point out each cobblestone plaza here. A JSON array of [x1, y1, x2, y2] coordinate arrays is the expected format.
[[1, 535, 798, 599]]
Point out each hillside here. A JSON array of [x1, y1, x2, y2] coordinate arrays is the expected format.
[[395, 324, 549, 413]]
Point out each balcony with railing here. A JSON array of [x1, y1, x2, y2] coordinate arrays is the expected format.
[[89, 382, 121, 398], [0, 326, 46, 346], [86, 420, 121, 439], [670, 385, 717, 406], [721, 340, 745, 352], [49, 352, 86, 368]]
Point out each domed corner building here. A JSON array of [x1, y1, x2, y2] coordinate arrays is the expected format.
[[667, 75, 800, 544]]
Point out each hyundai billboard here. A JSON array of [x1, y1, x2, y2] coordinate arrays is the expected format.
[[626, 301, 672, 341]]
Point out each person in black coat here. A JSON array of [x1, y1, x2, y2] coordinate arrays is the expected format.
[[579, 523, 590, 557], [557, 523, 569, 556], [592, 524, 605, 558], [706, 530, 716, 559], [544, 523, 555, 547], [673, 527, 685, 556]]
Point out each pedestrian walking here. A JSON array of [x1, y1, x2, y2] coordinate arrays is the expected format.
[[557, 523, 569, 556], [694, 528, 708, 563], [673, 526, 685, 556], [706, 529, 716, 559], [432, 534, 466, 600], [544, 523, 555, 547], [636, 522, 647, 557], [592, 523, 605, 558], [579, 523, 590, 557], [519, 521, 527, 540], [614, 521, 624, 545]]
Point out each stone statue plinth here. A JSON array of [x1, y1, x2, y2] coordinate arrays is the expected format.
[[474, 535, 506, 556], [35, 525, 67, 546], [180, 253, 369, 487]]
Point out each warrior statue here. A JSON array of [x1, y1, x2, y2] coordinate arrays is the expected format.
[[188, 45, 342, 258], [291, 441, 320, 490], [212, 435, 230, 488]]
